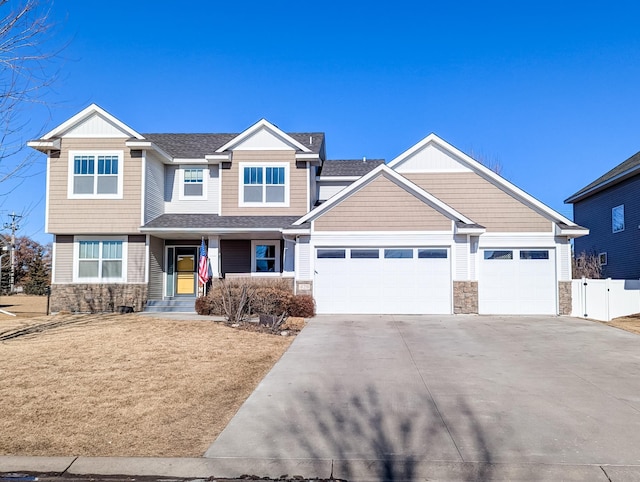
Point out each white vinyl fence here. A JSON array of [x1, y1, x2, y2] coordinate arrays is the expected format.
[[571, 278, 640, 321]]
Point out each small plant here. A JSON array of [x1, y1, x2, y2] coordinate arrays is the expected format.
[[288, 294, 316, 318]]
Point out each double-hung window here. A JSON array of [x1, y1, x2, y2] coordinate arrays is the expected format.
[[179, 167, 207, 199], [240, 163, 288, 206], [69, 151, 123, 198], [75, 237, 126, 282]]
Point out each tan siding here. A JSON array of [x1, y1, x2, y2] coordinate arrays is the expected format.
[[54, 235, 73, 283], [314, 175, 452, 231], [48, 138, 142, 233], [221, 150, 308, 216], [405, 172, 552, 232], [148, 236, 164, 300], [127, 235, 146, 283]]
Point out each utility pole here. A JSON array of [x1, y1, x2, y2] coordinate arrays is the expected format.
[[4, 212, 21, 293]]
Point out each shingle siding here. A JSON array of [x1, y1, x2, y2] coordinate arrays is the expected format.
[[573, 175, 640, 279]]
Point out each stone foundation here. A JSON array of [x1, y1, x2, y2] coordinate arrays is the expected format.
[[453, 281, 478, 314], [558, 281, 572, 315], [296, 280, 313, 296], [51, 284, 148, 313]]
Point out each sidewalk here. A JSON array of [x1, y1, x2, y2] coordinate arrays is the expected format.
[[2, 456, 640, 481]]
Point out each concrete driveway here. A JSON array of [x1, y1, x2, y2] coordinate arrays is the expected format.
[[205, 315, 640, 481]]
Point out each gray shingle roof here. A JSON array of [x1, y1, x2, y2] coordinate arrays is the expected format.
[[142, 214, 302, 230], [319, 159, 385, 177], [565, 151, 640, 203], [141, 132, 324, 159]]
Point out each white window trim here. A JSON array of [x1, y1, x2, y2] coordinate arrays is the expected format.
[[72, 235, 128, 283], [67, 150, 124, 199], [178, 165, 208, 201], [239, 162, 290, 207], [251, 240, 281, 275], [599, 252, 608, 266], [612, 204, 625, 233]]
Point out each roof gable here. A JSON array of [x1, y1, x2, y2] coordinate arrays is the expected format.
[[216, 119, 312, 153], [295, 164, 475, 226], [42, 104, 144, 140], [389, 133, 577, 227]]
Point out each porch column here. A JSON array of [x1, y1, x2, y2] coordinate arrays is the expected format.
[[208, 235, 220, 278]]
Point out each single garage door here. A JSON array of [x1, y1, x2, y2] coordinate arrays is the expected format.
[[314, 247, 451, 314], [479, 248, 556, 315]]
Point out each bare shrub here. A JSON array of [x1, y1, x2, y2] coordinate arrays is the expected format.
[[289, 294, 316, 318], [573, 251, 603, 279]]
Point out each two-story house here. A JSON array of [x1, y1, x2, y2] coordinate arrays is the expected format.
[[29, 104, 587, 315]]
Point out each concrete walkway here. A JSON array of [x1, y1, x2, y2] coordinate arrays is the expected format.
[[3, 315, 640, 481]]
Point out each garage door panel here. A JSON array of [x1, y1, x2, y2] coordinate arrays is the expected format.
[[314, 247, 451, 314]]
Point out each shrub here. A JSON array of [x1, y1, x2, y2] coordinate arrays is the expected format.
[[252, 286, 293, 317], [288, 294, 316, 318]]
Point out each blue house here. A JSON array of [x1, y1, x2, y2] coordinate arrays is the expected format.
[[565, 151, 640, 279]]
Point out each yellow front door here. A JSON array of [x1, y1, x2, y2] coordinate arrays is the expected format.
[[176, 254, 195, 295]]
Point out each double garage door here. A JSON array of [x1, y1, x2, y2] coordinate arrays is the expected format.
[[314, 247, 451, 314]]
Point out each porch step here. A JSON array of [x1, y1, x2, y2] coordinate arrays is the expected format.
[[144, 298, 196, 313]]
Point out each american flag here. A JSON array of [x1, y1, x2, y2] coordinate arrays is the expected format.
[[198, 239, 209, 285]]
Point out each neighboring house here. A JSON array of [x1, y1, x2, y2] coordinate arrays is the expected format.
[[29, 104, 587, 315], [565, 151, 640, 279]]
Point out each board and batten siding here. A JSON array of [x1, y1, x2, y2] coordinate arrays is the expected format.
[[317, 181, 352, 202], [314, 175, 452, 232], [148, 235, 164, 300], [164, 165, 220, 214], [221, 150, 308, 216], [127, 235, 146, 283], [404, 172, 552, 233], [296, 236, 311, 280], [454, 234, 469, 280], [48, 138, 142, 233], [145, 154, 165, 223], [53, 235, 74, 283]]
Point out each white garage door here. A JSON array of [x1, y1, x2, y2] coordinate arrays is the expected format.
[[479, 248, 557, 315], [314, 247, 451, 314]]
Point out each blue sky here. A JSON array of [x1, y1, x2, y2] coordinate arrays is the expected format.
[[9, 1, 640, 243]]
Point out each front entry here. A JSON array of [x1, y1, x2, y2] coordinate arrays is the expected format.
[[167, 246, 198, 297]]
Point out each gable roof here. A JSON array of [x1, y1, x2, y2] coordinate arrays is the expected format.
[[294, 164, 478, 228], [215, 118, 313, 153], [565, 150, 640, 203], [319, 159, 385, 177], [389, 133, 579, 227], [40, 103, 145, 140]]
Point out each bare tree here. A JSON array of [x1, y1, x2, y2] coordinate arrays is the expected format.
[[0, 0, 59, 186], [573, 250, 603, 279], [468, 148, 504, 176]]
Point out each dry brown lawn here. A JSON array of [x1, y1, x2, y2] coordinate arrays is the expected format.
[[0, 294, 49, 318], [607, 314, 640, 335], [0, 310, 293, 457]]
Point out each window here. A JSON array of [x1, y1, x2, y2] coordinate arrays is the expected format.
[[251, 241, 280, 273], [184, 169, 203, 197], [612, 205, 625, 233], [75, 238, 126, 282], [384, 249, 413, 259], [351, 249, 379, 259], [69, 151, 123, 198], [484, 250, 513, 260], [418, 249, 448, 259], [520, 250, 549, 260], [599, 252, 608, 266], [240, 163, 288, 206], [317, 249, 346, 259]]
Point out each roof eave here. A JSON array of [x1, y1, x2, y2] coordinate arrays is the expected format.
[[565, 164, 640, 204], [125, 140, 173, 162], [555, 225, 590, 238], [27, 139, 61, 152]]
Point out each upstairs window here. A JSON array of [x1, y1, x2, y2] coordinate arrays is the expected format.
[[240, 163, 288, 206], [180, 167, 207, 199], [612, 205, 624, 233], [69, 151, 123, 199]]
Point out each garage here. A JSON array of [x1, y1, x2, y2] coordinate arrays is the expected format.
[[479, 248, 557, 314], [314, 247, 451, 314]]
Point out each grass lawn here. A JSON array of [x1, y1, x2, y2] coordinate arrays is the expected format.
[[607, 314, 640, 335], [0, 297, 293, 457]]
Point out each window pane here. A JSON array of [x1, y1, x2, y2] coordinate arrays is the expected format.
[[612, 205, 624, 233], [102, 241, 122, 259], [484, 250, 513, 260], [97, 176, 118, 194], [520, 250, 549, 260], [384, 249, 413, 259], [265, 185, 285, 202], [418, 249, 448, 259], [79, 241, 99, 259], [256, 259, 275, 272], [74, 176, 94, 194], [317, 249, 345, 259], [351, 249, 379, 259], [184, 183, 203, 196], [244, 167, 262, 185], [244, 185, 263, 202], [78, 260, 99, 278], [266, 167, 285, 185], [102, 260, 122, 278], [256, 245, 276, 259]]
